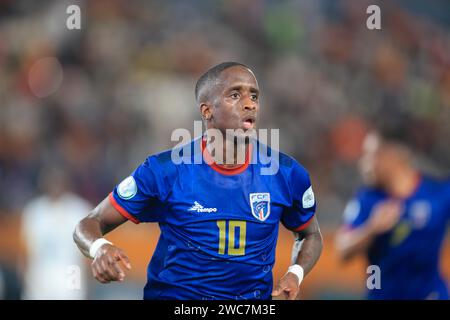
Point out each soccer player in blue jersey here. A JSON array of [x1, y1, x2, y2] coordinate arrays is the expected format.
[[335, 130, 450, 299], [74, 62, 323, 300]]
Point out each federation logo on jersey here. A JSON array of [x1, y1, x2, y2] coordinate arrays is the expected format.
[[117, 176, 137, 200], [188, 201, 217, 213], [250, 193, 271, 222], [409, 201, 431, 229]]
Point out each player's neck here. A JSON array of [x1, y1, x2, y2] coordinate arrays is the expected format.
[[385, 167, 421, 199], [223, 139, 249, 168], [204, 135, 250, 168]]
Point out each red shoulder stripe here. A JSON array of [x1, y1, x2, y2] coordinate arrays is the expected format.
[[292, 215, 315, 232], [108, 192, 140, 224]]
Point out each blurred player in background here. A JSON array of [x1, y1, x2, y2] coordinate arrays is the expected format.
[[22, 166, 91, 299], [335, 130, 450, 299], [73, 62, 323, 300]]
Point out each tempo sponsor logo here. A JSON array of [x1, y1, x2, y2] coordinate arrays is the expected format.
[[188, 201, 217, 213]]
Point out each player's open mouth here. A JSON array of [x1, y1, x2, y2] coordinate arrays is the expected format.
[[242, 116, 256, 129]]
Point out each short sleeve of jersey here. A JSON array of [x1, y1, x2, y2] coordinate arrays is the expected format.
[[110, 156, 170, 224], [281, 161, 316, 232], [341, 190, 373, 230]]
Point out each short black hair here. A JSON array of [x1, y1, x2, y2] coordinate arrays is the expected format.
[[195, 62, 250, 102], [371, 119, 413, 150]]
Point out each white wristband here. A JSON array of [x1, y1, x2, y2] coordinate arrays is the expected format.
[[89, 238, 112, 259], [287, 264, 304, 287]]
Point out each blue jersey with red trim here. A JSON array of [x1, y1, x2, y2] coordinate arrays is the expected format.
[[342, 176, 450, 299], [110, 138, 316, 300]]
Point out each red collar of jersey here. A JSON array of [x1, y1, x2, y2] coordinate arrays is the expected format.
[[201, 138, 252, 176]]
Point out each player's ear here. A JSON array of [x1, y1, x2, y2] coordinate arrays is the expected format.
[[200, 103, 212, 121]]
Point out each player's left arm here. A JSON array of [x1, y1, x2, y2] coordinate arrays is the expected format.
[[292, 215, 322, 277], [272, 216, 323, 300]]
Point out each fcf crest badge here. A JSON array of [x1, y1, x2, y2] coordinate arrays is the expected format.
[[250, 193, 271, 222]]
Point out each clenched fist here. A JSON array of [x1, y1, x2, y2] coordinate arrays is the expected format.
[[271, 272, 300, 300], [368, 200, 404, 235], [91, 244, 131, 284]]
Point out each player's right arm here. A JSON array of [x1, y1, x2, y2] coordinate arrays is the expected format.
[[73, 196, 132, 283], [335, 199, 403, 261], [74, 155, 170, 283]]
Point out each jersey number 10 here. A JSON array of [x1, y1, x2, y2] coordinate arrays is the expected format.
[[216, 220, 246, 256]]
